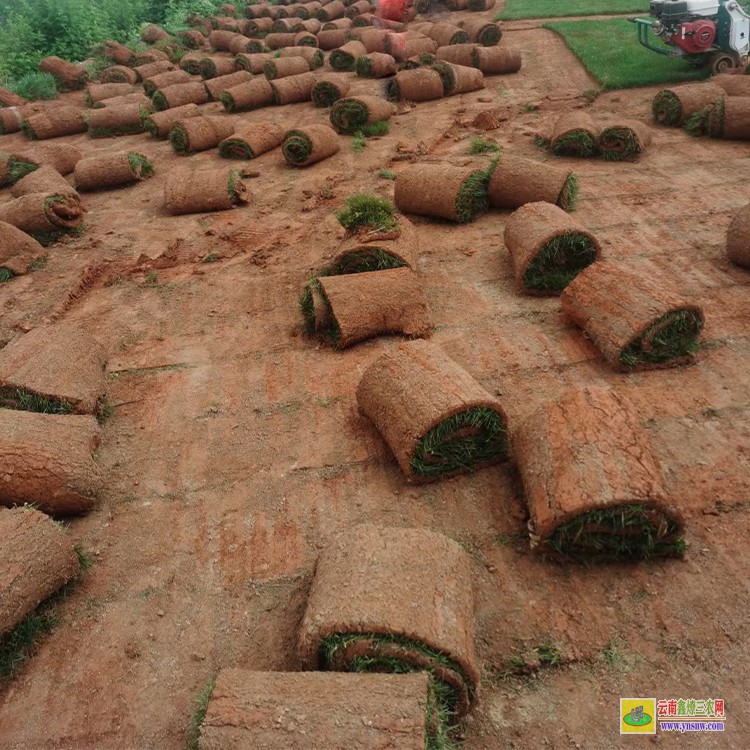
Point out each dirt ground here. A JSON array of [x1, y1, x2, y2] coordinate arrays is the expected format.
[[1, 3, 749, 749]]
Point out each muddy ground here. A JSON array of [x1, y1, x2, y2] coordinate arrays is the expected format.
[[1, 3, 749, 749]]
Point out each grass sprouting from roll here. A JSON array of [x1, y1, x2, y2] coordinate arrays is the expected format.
[[218, 139, 252, 159], [652, 90, 681, 126], [558, 173, 579, 212], [598, 126, 642, 160], [455, 162, 495, 224], [684, 105, 713, 137], [282, 130, 315, 165], [337, 194, 397, 232], [707, 97, 725, 138], [410, 407, 507, 478], [169, 124, 191, 154], [152, 91, 169, 111], [522, 233, 598, 293], [312, 80, 345, 107], [619, 309, 703, 369], [547, 504, 686, 562], [354, 56, 373, 77], [0, 387, 74, 414], [127, 152, 154, 178], [551, 130, 597, 157], [8, 160, 38, 185], [431, 62, 455, 96], [331, 248, 407, 275], [476, 25, 501, 46], [299, 277, 341, 346], [330, 100, 387, 134]]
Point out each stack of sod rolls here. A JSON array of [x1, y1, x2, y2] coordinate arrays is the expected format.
[[164, 167, 249, 215], [515, 387, 685, 562], [357, 340, 509, 481], [561, 260, 704, 371], [504, 202, 601, 295]]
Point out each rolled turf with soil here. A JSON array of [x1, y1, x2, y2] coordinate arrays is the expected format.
[[294, 30, 319, 47], [713, 73, 750, 97], [10, 166, 78, 199], [346, 0, 371, 17], [316, 29, 348, 50], [85, 83, 134, 106], [311, 74, 351, 107], [0, 221, 45, 279], [100, 66, 139, 85], [395, 162, 493, 223], [302, 268, 431, 348], [316, 0, 346, 21], [460, 18, 502, 46], [180, 53, 204, 75], [708, 96, 750, 140], [93, 93, 152, 110], [270, 17, 304, 33], [282, 124, 340, 166], [727, 201, 750, 269], [299, 523, 479, 726], [164, 167, 249, 214], [153, 81, 210, 111], [235, 52, 274, 74], [0, 108, 23, 135], [386, 68, 444, 102], [99, 40, 135, 65], [355, 52, 397, 78], [0, 506, 80, 636], [204, 70, 253, 100], [357, 340, 509, 480], [170, 116, 235, 154], [133, 49, 170, 66], [199, 670, 429, 750], [142, 23, 170, 43], [598, 120, 652, 160], [264, 32, 297, 49], [329, 40, 367, 71], [5, 144, 81, 182], [436, 62, 484, 94], [0, 87, 26, 107], [550, 111, 599, 157], [302, 18, 322, 34], [228, 35, 263, 54], [135, 60, 175, 82], [652, 82, 723, 126], [358, 28, 389, 53], [221, 78, 275, 111], [142, 70, 191, 97], [22, 107, 86, 140], [38, 57, 87, 90], [85, 104, 147, 137], [199, 55, 239, 79], [264, 56, 311, 79], [277, 45, 325, 68], [143, 103, 201, 138], [270, 71, 317, 104], [561, 260, 705, 370], [389, 36, 439, 62], [218, 121, 285, 158], [473, 45, 521, 74], [504, 202, 600, 295], [0, 411, 102, 514], [178, 29, 207, 49], [489, 154, 578, 211], [0, 325, 106, 415], [436, 43, 480, 66], [0, 193, 84, 244], [74, 151, 154, 192], [514, 387, 685, 562], [330, 216, 418, 273], [209, 29, 240, 50], [427, 22, 470, 47], [329, 95, 395, 133]]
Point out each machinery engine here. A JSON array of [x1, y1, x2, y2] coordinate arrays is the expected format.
[[649, 1, 720, 53]]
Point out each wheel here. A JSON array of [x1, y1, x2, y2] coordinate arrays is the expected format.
[[709, 51, 741, 75]]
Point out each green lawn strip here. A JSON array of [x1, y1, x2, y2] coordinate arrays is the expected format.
[[544, 18, 710, 90], [498, 0, 646, 21]]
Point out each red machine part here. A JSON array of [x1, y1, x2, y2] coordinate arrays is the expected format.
[[672, 19, 717, 54]]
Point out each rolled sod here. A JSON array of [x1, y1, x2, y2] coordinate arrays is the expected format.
[[264, 32, 298, 49], [264, 56, 311, 79], [153, 81, 210, 111], [352, 11, 377, 26], [0, 108, 23, 135], [316, 29, 348, 50], [143, 103, 201, 138], [134, 60, 175, 82], [316, 0, 346, 20], [299, 523, 479, 722], [515, 387, 685, 562], [270, 17, 304, 33], [270, 71, 317, 104], [488, 154, 578, 211], [708, 96, 750, 140], [142, 69, 191, 97], [599, 120, 652, 160], [38, 56, 87, 91], [100, 65, 139, 85], [199, 55, 239, 79], [134, 49, 170, 65], [142, 23, 170, 43], [204, 70, 252, 100], [244, 17, 274, 35], [468, 0, 495, 8], [473, 45, 522, 74], [303, 268, 431, 348], [170, 116, 235, 154], [164, 167, 249, 214], [329, 95, 394, 133], [386, 68, 444, 102], [0, 192, 84, 244], [436, 43, 479, 67], [0, 86, 27, 108], [228, 35, 265, 54], [652, 82, 723, 126], [180, 53, 204, 75], [99, 40, 134, 66], [346, 0, 371, 17], [10, 166, 77, 200], [235, 52, 274, 74], [0, 221, 45, 278], [550, 111, 599, 157], [355, 52, 397, 78], [74, 151, 153, 192], [218, 121, 285, 158], [6, 143, 81, 181], [427, 22, 470, 47], [209, 29, 240, 50], [727, 201, 750, 269], [199, 671, 429, 750], [357, 340, 508, 480], [395, 162, 493, 223], [93, 93, 152, 110], [178, 29, 208, 49], [311, 74, 351, 107], [0, 506, 79, 636], [434, 62, 484, 95], [322, 18, 353, 31], [712, 73, 750, 97], [296, 31, 320, 47], [85, 104, 147, 137], [0, 411, 102, 514], [22, 107, 86, 140], [282, 124, 340, 166], [301, 18, 322, 34], [330, 216, 418, 273], [388, 36, 438, 63], [358, 28, 389, 53], [85, 83, 134, 106], [460, 18, 502, 46], [330, 40, 367, 71], [221, 78, 275, 111], [278, 45, 324, 68], [504, 201, 600, 295], [561, 260, 704, 371]]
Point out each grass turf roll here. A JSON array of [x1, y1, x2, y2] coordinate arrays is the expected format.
[[0, 87, 27, 107], [316, 29, 348, 50], [329, 40, 367, 71], [98, 40, 134, 65], [550, 111, 599, 157], [0, 221, 45, 278], [143, 103, 201, 138], [6, 144, 81, 183], [73, 151, 153, 191], [93, 92, 152, 110], [0, 192, 84, 244], [0, 109, 23, 135], [243, 17, 274, 34], [708, 96, 750, 139], [346, 0, 371, 17], [278, 45, 325, 68], [357, 340, 509, 481], [199, 55, 239, 79], [388, 36, 438, 63], [473, 45, 521, 74], [598, 120, 652, 160], [134, 60, 175, 82], [395, 162, 492, 223], [218, 121, 285, 158], [358, 28, 389, 53], [282, 124, 340, 166], [302, 268, 431, 348], [460, 18, 502, 46], [264, 32, 297, 49], [100, 65, 138, 85], [437, 62, 484, 94], [85, 104, 147, 137], [180, 53, 204, 75], [38, 57, 87, 91], [331, 215, 418, 271], [270, 17, 304, 33], [142, 23, 170, 43], [133, 49, 170, 66], [170, 115, 235, 154], [177, 30, 207, 48], [436, 43, 480, 67], [322, 18, 353, 31], [727, 201, 750, 269], [329, 95, 394, 133], [386, 68, 444, 102], [204, 70, 253, 100], [712, 73, 750, 97], [311, 74, 351, 107], [355, 51, 397, 78], [221, 78, 275, 111], [209, 29, 241, 50], [227, 35, 260, 54], [489, 154, 578, 211], [316, 0, 346, 20], [515, 387, 685, 562], [264, 56, 311, 79], [504, 201, 600, 295], [235, 52, 274, 74], [153, 81, 210, 111], [22, 107, 86, 140], [299, 523, 479, 723], [85, 83, 133, 106], [427, 22, 470, 47], [10, 166, 78, 199], [296, 31, 320, 46], [0, 506, 80, 636], [200, 671, 429, 750], [652, 82, 723, 126], [561, 260, 704, 371], [142, 70, 190, 97], [164, 167, 248, 215], [270, 71, 317, 103]]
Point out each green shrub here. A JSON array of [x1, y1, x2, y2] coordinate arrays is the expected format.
[[7, 71, 58, 100]]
